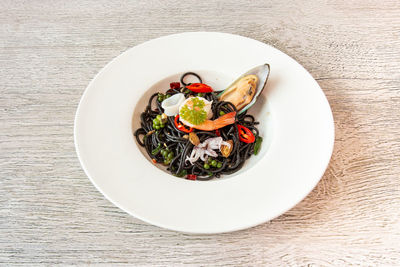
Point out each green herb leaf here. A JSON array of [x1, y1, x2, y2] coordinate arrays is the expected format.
[[175, 169, 187, 177], [254, 136, 263, 155], [180, 97, 207, 125], [151, 143, 162, 155]]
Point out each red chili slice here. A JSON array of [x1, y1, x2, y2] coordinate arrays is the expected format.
[[186, 83, 213, 93], [174, 115, 193, 133], [237, 124, 255, 143], [215, 129, 221, 136], [170, 82, 180, 89], [187, 174, 197, 180]]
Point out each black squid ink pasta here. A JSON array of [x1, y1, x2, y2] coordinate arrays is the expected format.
[[134, 72, 263, 181]]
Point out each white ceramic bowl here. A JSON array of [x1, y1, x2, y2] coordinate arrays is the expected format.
[[74, 32, 334, 233]]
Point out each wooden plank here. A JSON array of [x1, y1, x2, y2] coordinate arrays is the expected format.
[[1, 0, 399, 265]]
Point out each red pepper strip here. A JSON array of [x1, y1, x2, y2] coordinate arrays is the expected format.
[[186, 83, 213, 93], [174, 115, 193, 133], [170, 82, 180, 89], [187, 174, 197, 180], [237, 124, 255, 143], [215, 129, 221, 136]]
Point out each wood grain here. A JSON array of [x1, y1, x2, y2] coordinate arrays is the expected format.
[[1, 0, 399, 265]]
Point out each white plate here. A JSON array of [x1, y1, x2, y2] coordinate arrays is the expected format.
[[74, 32, 334, 234]]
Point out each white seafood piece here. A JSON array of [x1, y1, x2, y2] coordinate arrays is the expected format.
[[161, 93, 185, 116], [186, 137, 232, 164]]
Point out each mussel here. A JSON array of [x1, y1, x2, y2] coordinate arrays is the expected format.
[[218, 63, 270, 113]]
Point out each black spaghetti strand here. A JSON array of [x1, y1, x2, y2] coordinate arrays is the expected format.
[[180, 72, 202, 86]]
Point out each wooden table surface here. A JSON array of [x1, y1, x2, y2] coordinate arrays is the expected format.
[[1, 0, 399, 265]]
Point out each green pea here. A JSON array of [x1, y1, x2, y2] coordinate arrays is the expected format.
[[197, 93, 204, 97], [217, 162, 222, 168], [166, 95, 170, 98], [160, 123, 165, 128], [156, 115, 162, 121], [211, 160, 217, 167], [204, 163, 210, 169], [155, 125, 160, 130], [161, 149, 166, 157], [219, 111, 225, 116], [167, 152, 174, 160], [154, 119, 160, 126]]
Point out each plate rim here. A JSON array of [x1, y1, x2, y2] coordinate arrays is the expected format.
[[74, 31, 335, 234]]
